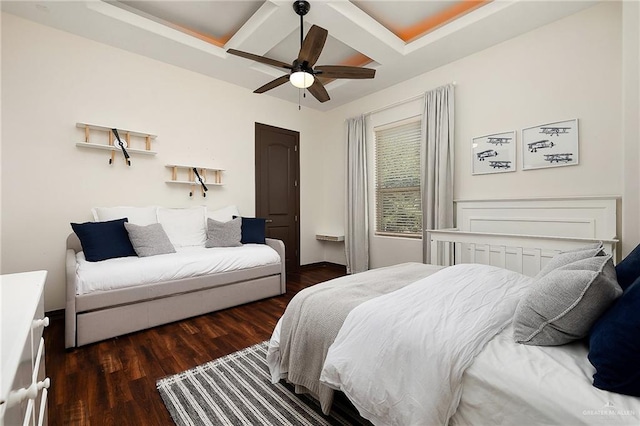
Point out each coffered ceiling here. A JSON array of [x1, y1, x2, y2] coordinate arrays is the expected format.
[[2, 1, 597, 111]]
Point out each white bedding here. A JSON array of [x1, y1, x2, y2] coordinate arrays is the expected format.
[[451, 325, 640, 426], [319, 264, 533, 426], [75, 244, 281, 295]]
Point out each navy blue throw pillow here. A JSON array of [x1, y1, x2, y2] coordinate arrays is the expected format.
[[234, 216, 266, 244], [615, 243, 640, 290], [588, 277, 640, 396], [71, 218, 137, 262]]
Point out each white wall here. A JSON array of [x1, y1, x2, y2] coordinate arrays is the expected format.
[[321, 2, 624, 268], [0, 13, 328, 310]]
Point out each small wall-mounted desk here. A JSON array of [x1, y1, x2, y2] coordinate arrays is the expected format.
[[316, 233, 345, 242]]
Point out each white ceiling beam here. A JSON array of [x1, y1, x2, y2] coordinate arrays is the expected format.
[[312, 1, 405, 63], [225, 1, 296, 55], [87, 1, 225, 58]]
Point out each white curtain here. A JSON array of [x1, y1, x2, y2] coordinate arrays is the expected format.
[[345, 115, 369, 274], [421, 84, 455, 263]]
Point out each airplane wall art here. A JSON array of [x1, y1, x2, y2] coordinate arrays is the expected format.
[[472, 130, 516, 175], [521, 118, 579, 170]]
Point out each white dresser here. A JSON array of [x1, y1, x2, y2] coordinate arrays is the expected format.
[[0, 271, 50, 426]]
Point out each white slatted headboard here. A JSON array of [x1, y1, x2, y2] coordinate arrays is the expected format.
[[428, 196, 619, 277], [456, 197, 617, 240]]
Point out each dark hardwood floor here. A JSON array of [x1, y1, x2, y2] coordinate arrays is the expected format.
[[44, 264, 346, 426]]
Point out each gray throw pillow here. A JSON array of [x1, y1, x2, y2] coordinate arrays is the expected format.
[[206, 217, 242, 248], [535, 242, 604, 279], [513, 255, 622, 346], [124, 222, 176, 257]]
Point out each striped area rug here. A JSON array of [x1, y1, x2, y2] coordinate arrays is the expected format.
[[157, 341, 370, 426]]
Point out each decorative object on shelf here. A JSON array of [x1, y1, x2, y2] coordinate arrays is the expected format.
[[75, 122, 157, 165], [111, 128, 131, 166], [165, 164, 223, 197], [192, 168, 208, 195], [521, 118, 579, 170], [471, 130, 516, 175]]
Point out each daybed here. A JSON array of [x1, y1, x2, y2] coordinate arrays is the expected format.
[[65, 205, 286, 348], [268, 232, 640, 426]]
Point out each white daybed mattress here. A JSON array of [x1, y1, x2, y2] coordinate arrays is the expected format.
[[452, 325, 640, 426], [75, 244, 281, 295]]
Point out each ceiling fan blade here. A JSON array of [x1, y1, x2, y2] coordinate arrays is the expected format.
[[298, 25, 328, 67], [315, 65, 376, 79], [254, 75, 291, 94], [227, 49, 292, 70], [307, 79, 330, 103]]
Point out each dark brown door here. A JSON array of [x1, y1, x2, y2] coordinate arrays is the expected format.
[[255, 123, 300, 272]]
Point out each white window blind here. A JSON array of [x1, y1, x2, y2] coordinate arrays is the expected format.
[[374, 118, 422, 238]]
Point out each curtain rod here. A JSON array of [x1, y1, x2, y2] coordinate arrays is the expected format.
[[362, 81, 456, 117]]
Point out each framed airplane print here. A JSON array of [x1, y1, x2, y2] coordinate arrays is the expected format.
[[521, 118, 579, 170], [471, 131, 516, 175]]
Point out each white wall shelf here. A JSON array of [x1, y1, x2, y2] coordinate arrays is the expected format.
[[165, 164, 224, 197], [74, 142, 157, 155], [75, 122, 157, 165]]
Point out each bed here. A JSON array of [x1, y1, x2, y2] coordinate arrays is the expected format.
[[268, 197, 640, 425]]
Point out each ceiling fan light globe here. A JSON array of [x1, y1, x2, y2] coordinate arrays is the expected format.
[[290, 71, 314, 89]]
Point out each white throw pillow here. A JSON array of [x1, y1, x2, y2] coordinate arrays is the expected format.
[[157, 206, 207, 247], [207, 205, 240, 223], [91, 206, 158, 226]]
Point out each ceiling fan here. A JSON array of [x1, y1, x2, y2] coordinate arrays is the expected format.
[[227, 0, 376, 103]]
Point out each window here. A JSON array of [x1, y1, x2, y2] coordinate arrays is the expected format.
[[374, 118, 422, 238]]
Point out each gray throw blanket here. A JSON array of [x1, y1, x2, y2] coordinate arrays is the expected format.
[[277, 262, 443, 414]]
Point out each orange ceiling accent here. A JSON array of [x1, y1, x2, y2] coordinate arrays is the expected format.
[[395, 0, 491, 42], [339, 52, 372, 68], [163, 22, 230, 48]]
